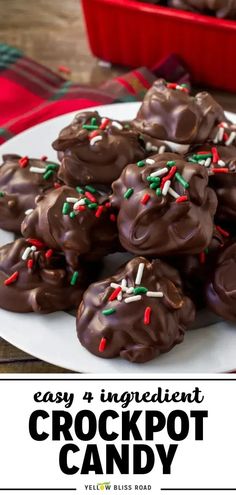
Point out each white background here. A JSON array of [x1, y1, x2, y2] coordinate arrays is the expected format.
[[0, 375, 235, 495]]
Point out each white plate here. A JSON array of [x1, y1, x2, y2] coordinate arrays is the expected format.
[[0, 102, 236, 374]]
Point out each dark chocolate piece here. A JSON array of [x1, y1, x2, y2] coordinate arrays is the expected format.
[[133, 79, 228, 145], [205, 242, 236, 321], [77, 256, 195, 363], [52, 111, 146, 187], [187, 143, 236, 222], [169, 0, 236, 19], [21, 185, 118, 268], [111, 152, 217, 257], [0, 238, 88, 313], [0, 154, 60, 233]]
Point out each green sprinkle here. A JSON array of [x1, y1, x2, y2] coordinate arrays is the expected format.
[[137, 160, 146, 168], [175, 173, 189, 189], [150, 182, 158, 190], [70, 211, 76, 219], [0, 191, 4, 197], [133, 287, 148, 295], [84, 198, 92, 205], [91, 117, 97, 126], [43, 170, 54, 180], [85, 185, 96, 193], [102, 308, 116, 316], [181, 83, 188, 88], [45, 163, 59, 171], [193, 153, 212, 161], [88, 202, 98, 209], [124, 124, 130, 129], [62, 202, 70, 215], [82, 124, 99, 130], [156, 188, 162, 196], [124, 188, 134, 199], [205, 247, 209, 254], [76, 186, 84, 194], [70, 271, 79, 286], [146, 176, 160, 184], [167, 161, 176, 167]]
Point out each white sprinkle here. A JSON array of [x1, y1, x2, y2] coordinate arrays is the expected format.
[[124, 295, 142, 303], [226, 131, 236, 146], [73, 199, 86, 209], [151, 145, 158, 152], [158, 145, 166, 154], [66, 197, 79, 203], [205, 158, 212, 168], [25, 208, 34, 215], [98, 60, 112, 68], [135, 262, 145, 285], [110, 283, 120, 289], [126, 287, 134, 294], [121, 278, 127, 290], [111, 121, 123, 130], [218, 160, 226, 167], [218, 127, 224, 142], [30, 246, 37, 252], [168, 187, 180, 199], [150, 167, 168, 178], [21, 246, 32, 260], [145, 142, 152, 151], [29, 166, 46, 174], [90, 135, 102, 146], [146, 291, 164, 298], [162, 180, 171, 196], [145, 158, 155, 165], [117, 293, 122, 301], [213, 130, 219, 144], [199, 160, 206, 166], [163, 140, 190, 154]]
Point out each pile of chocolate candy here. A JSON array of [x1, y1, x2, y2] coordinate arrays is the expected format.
[[1, 79, 236, 364]]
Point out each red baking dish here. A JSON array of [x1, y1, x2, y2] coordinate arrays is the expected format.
[[81, 0, 236, 92]]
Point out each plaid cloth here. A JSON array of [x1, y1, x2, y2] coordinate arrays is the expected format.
[[0, 43, 190, 145]]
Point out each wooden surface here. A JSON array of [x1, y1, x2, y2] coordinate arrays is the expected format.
[[0, 0, 236, 372]]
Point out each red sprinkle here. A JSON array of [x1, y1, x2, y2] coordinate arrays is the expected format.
[[4, 271, 19, 286], [212, 168, 229, 174], [99, 337, 107, 353], [216, 225, 230, 238], [141, 193, 150, 205], [100, 118, 110, 130], [75, 205, 86, 212], [95, 205, 104, 218], [110, 214, 116, 222], [19, 156, 29, 168], [85, 191, 97, 203], [176, 195, 188, 203], [161, 165, 177, 188], [27, 238, 45, 249], [58, 65, 71, 74], [54, 182, 62, 189], [167, 83, 177, 89], [109, 286, 122, 302], [223, 132, 229, 142], [105, 202, 111, 208], [45, 249, 53, 259], [89, 130, 100, 140], [40, 155, 48, 161], [197, 151, 210, 155], [199, 252, 206, 264], [144, 306, 152, 325], [211, 147, 219, 164], [27, 259, 34, 270]]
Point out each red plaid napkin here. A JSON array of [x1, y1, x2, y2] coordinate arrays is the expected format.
[[0, 43, 190, 145]]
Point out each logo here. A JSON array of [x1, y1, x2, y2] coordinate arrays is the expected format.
[[97, 482, 111, 491]]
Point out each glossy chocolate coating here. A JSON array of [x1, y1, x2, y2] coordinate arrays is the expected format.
[[169, 0, 236, 19], [111, 153, 217, 257], [187, 144, 236, 222], [21, 185, 118, 268], [168, 226, 229, 308], [206, 242, 236, 321], [0, 154, 60, 233], [52, 111, 146, 187], [0, 238, 88, 313], [77, 257, 195, 363], [133, 79, 227, 145]]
